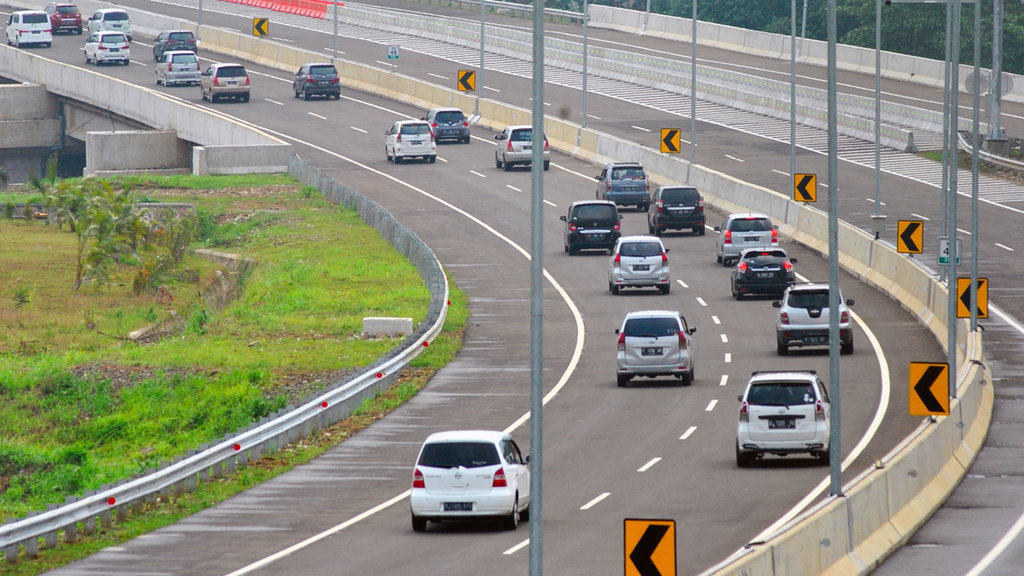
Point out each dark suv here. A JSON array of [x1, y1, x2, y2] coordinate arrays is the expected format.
[[152, 30, 196, 61], [596, 162, 650, 210], [293, 63, 341, 100], [422, 107, 471, 143], [560, 200, 622, 255], [647, 185, 705, 236]]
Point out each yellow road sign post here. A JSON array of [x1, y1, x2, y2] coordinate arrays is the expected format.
[[957, 277, 989, 318], [909, 362, 950, 416], [896, 220, 924, 254], [794, 173, 816, 202], [457, 70, 475, 92], [625, 519, 675, 576], [253, 18, 269, 37], [660, 129, 680, 153]]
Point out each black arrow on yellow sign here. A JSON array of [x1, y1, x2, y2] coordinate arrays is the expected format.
[[957, 277, 988, 319], [625, 519, 675, 576], [253, 18, 269, 37], [458, 70, 475, 92], [909, 362, 949, 416], [660, 129, 680, 153], [794, 173, 816, 202], [897, 220, 923, 254]]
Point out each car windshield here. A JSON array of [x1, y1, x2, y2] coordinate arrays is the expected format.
[[435, 111, 465, 123], [401, 124, 431, 135], [612, 167, 645, 180], [418, 441, 500, 469], [171, 53, 197, 63], [619, 242, 663, 258], [747, 382, 816, 406], [787, 290, 830, 309], [573, 205, 615, 221], [105, 11, 128, 21], [660, 188, 699, 203], [217, 66, 247, 77], [730, 218, 772, 232], [623, 317, 679, 338], [309, 65, 336, 76], [24, 13, 48, 23]]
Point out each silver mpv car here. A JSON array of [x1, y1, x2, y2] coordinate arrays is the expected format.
[[607, 235, 670, 295], [155, 50, 200, 86], [615, 310, 696, 387], [494, 125, 549, 171]]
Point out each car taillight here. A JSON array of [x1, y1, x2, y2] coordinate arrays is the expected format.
[[330, 77, 340, 84], [617, 332, 626, 351], [772, 229, 778, 243], [305, 74, 314, 82], [613, 253, 621, 268], [739, 400, 749, 422], [430, 130, 435, 142], [678, 331, 687, 349], [661, 252, 668, 263], [396, 132, 402, 142], [737, 261, 748, 272], [213, 77, 220, 86], [656, 200, 664, 213], [412, 468, 425, 489], [167, 62, 173, 71], [462, 120, 469, 127], [507, 139, 513, 151], [613, 220, 621, 231], [780, 311, 790, 325], [543, 137, 549, 151], [98, 44, 107, 50], [815, 400, 826, 421], [783, 261, 793, 271], [430, 122, 438, 128], [840, 310, 849, 323], [723, 230, 732, 245], [492, 467, 507, 488], [244, 76, 250, 86], [568, 223, 577, 232]]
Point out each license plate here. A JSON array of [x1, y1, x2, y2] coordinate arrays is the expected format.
[[443, 502, 473, 511], [641, 347, 663, 356], [744, 236, 761, 242], [769, 418, 796, 429], [805, 336, 828, 345], [522, 145, 532, 151], [443, 129, 456, 135], [109, 48, 119, 52], [633, 264, 650, 271], [757, 272, 774, 279]]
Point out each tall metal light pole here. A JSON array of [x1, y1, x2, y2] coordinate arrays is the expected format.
[[477, 0, 485, 116], [989, 0, 1004, 139], [332, 0, 339, 61], [528, 1, 544, 574], [947, 0, 962, 400], [790, 0, 797, 180], [688, 0, 696, 183], [582, 0, 589, 133], [874, 0, 882, 221], [827, 0, 843, 498], [971, 0, 981, 331]]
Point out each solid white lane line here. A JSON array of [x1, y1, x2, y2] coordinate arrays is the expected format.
[[503, 539, 530, 556], [720, 334, 728, 343], [705, 400, 718, 412], [632, 125, 652, 132], [580, 492, 611, 510], [308, 112, 327, 120], [677, 279, 689, 288], [724, 353, 732, 363], [351, 127, 367, 134], [696, 297, 707, 306], [679, 426, 697, 440], [911, 213, 931, 221], [265, 99, 284, 106], [719, 374, 728, 387], [637, 457, 661, 472], [427, 72, 448, 80], [712, 315, 721, 325], [506, 185, 522, 192], [725, 154, 745, 162], [469, 170, 487, 178], [995, 243, 1015, 252]]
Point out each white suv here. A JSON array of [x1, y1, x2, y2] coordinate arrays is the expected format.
[[773, 282, 854, 355], [607, 235, 670, 295], [87, 8, 131, 41], [615, 310, 696, 387], [736, 370, 831, 467]]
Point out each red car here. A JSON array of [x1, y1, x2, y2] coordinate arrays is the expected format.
[[44, 2, 82, 34]]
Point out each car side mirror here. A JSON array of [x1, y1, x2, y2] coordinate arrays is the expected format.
[[714, 226, 721, 232], [790, 257, 798, 264], [738, 395, 743, 402], [846, 299, 855, 306], [594, 175, 601, 181], [614, 328, 621, 335], [524, 454, 530, 464], [688, 326, 697, 335], [664, 248, 670, 253], [559, 215, 567, 222], [772, 301, 782, 308], [774, 225, 779, 230], [494, 134, 505, 140]]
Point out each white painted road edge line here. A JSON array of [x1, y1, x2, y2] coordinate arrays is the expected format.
[[637, 457, 662, 472], [580, 492, 611, 510], [503, 539, 530, 556]]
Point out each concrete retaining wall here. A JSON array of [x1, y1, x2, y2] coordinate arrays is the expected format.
[[84, 130, 184, 175]]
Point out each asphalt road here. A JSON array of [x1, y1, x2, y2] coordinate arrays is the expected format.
[[2, 1, 1015, 574]]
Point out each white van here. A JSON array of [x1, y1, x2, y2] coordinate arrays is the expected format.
[[5, 10, 53, 48], [87, 8, 131, 42]]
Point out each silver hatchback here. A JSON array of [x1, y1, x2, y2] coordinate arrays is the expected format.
[[615, 310, 696, 387], [607, 235, 670, 295], [155, 50, 200, 86]]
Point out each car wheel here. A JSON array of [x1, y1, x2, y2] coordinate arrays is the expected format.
[[611, 283, 620, 295], [76, 28, 82, 35], [519, 503, 529, 522], [543, 160, 550, 171], [777, 337, 789, 356], [816, 447, 831, 465], [716, 253, 722, 264], [211, 94, 219, 103], [156, 74, 161, 85], [503, 496, 520, 530], [568, 244, 577, 256], [503, 159, 512, 172], [334, 94, 341, 100], [394, 155, 402, 164], [495, 155, 502, 169], [617, 374, 630, 387], [428, 155, 436, 164], [732, 284, 743, 300], [242, 95, 250, 103], [695, 226, 705, 236], [45, 42, 51, 48], [736, 443, 755, 468], [84, 52, 89, 64], [841, 339, 854, 355], [303, 89, 310, 101], [677, 373, 689, 386], [411, 513, 426, 532], [659, 284, 670, 295]]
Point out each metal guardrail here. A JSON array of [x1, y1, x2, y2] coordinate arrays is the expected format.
[[0, 157, 450, 561]]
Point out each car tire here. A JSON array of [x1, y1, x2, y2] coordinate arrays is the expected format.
[[411, 513, 427, 532], [543, 161, 550, 171], [428, 155, 436, 164], [817, 447, 831, 465], [567, 244, 577, 256], [76, 28, 82, 35], [611, 283, 620, 295], [503, 159, 512, 172], [519, 504, 530, 522], [503, 496, 520, 530], [716, 253, 722, 264], [659, 284, 670, 295], [242, 95, 250, 103], [84, 52, 89, 64], [495, 155, 502, 169], [841, 339, 854, 355], [617, 374, 630, 387], [155, 74, 161, 85], [695, 226, 705, 235], [777, 338, 789, 356], [303, 89, 310, 101], [736, 443, 755, 468], [394, 154, 403, 164], [732, 284, 743, 300]]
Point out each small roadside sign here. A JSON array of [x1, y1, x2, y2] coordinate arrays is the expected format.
[[957, 277, 988, 319], [794, 173, 816, 202], [660, 129, 680, 153], [253, 18, 269, 37], [909, 362, 950, 416], [938, 236, 961, 265], [625, 519, 675, 576], [387, 45, 399, 60], [897, 220, 923, 254]]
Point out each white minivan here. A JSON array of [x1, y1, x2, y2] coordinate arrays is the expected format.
[[87, 8, 131, 42], [6, 11, 53, 48]]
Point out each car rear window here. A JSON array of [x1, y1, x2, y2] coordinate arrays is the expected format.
[[24, 13, 49, 23], [510, 129, 533, 142], [743, 250, 787, 263], [611, 167, 646, 180], [56, 6, 78, 14], [572, 204, 616, 221], [100, 33, 126, 43], [660, 187, 700, 204], [619, 241, 663, 257], [418, 441, 500, 468], [435, 110, 465, 123], [309, 65, 337, 76], [747, 382, 816, 406], [104, 11, 129, 21], [401, 124, 431, 135], [171, 53, 198, 63], [730, 218, 772, 232], [168, 32, 194, 41], [787, 290, 830, 309], [623, 317, 680, 338], [216, 66, 247, 78]]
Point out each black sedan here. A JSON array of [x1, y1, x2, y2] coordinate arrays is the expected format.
[[730, 248, 797, 300]]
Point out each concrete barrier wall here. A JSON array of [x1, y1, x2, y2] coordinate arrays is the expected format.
[[84, 130, 181, 175], [0, 84, 55, 119]]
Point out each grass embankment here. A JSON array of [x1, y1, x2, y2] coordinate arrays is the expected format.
[[0, 173, 467, 575]]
